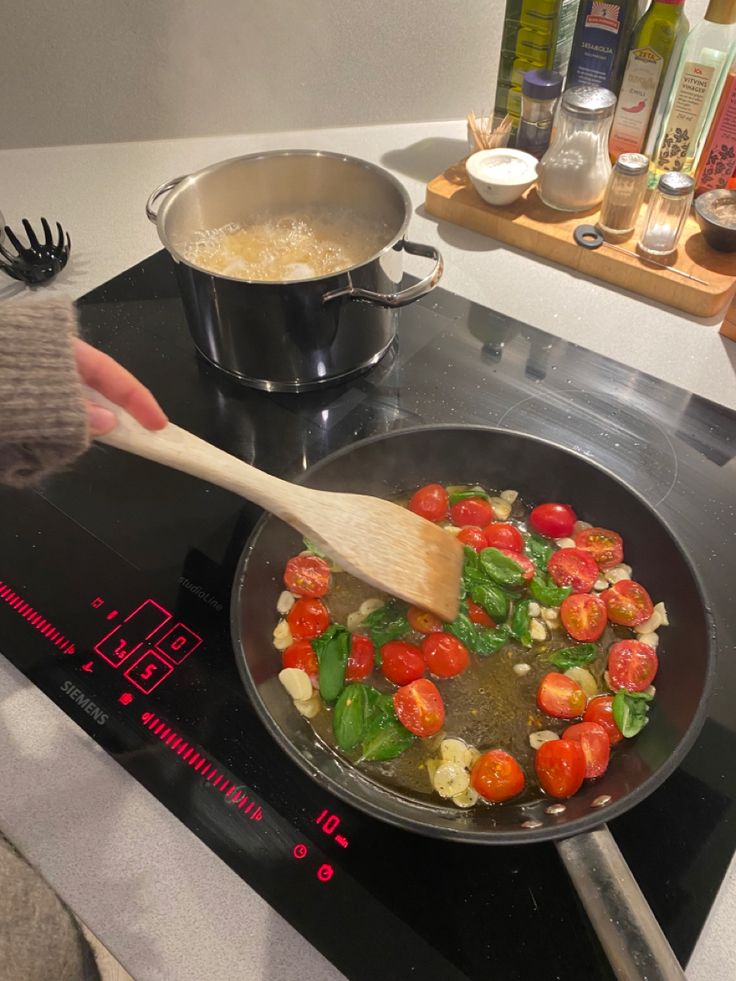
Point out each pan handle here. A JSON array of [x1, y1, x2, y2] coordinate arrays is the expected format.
[[556, 826, 685, 981], [322, 240, 443, 308]]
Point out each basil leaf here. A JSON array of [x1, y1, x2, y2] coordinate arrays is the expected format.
[[302, 537, 328, 559], [362, 601, 410, 650], [469, 582, 509, 623], [479, 547, 526, 588], [359, 710, 415, 762], [549, 643, 598, 670], [474, 624, 511, 655], [333, 684, 372, 751], [529, 573, 571, 608], [525, 533, 554, 570], [510, 600, 532, 648], [446, 611, 477, 649], [612, 689, 653, 738], [312, 624, 350, 702], [448, 488, 490, 505]]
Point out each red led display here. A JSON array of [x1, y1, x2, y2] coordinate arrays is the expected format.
[[315, 809, 349, 849], [124, 650, 174, 693], [0, 580, 75, 653], [154, 622, 202, 664]]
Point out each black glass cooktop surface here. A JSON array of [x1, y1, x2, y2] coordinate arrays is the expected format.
[[2, 250, 735, 980]]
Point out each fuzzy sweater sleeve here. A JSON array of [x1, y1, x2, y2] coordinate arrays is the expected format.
[[0, 295, 89, 487]]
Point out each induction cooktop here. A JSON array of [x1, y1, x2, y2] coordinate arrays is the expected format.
[[1, 250, 735, 980]]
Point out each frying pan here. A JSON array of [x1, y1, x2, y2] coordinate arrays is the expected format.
[[232, 426, 715, 980]]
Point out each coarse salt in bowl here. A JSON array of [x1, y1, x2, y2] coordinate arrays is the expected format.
[[466, 148, 539, 207]]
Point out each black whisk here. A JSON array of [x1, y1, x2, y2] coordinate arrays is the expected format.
[[0, 218, 71, 285]]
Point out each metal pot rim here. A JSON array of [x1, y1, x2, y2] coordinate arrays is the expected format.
[[151, 148, 414, 286]]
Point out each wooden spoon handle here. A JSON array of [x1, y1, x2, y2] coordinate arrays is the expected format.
[[84, 388, 309, 518]]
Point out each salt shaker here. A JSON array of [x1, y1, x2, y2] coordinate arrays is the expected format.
[[597, 153, 650, 240], [517, 69, 563, 159], [537, 85, 617, 213], [638, 172, 695, 257]]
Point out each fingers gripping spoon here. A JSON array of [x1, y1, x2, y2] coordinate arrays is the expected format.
[[87, 391, 463, 622]]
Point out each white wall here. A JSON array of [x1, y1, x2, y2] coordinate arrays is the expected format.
[[1, 0, 708, 149]]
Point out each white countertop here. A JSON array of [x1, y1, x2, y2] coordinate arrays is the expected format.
[[0, 120, 735, 980]]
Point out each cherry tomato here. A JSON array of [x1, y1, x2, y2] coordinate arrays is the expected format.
[[471, 749, 525, 803], [497, 547, 536, 582], [562, 722, 610, 779], [283, 554, 332, 597], [467, 598, 495, 627], [393, 678, 445, 737], [282, 639, 318, 678], [547, 548, 599, 594], [409, 483, 449, 523], [483, 522, 524, 553], [421, 632, 470, 678], [574, 527, 624, 569], [457, 526, 487, 552], [345, 633, 375, 682], [529, 502, 577, 539], [560, 593, 607, 642], [535, 739, 586, 799], [537, 672, 586, 719], [381, 640, 426, 686], [607, 639, 658, 692], [407, 606, 444, 634], [287, 598, 330, 640], [603, 580, 654, 627], [583, 696, 624, 746], [450, 497, 494, 527]]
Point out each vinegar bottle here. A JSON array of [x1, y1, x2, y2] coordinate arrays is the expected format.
[[649, 0, 736, 181], [695, 49, 736, 193]]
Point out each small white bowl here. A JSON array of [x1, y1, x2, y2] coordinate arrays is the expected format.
[[466, 148, 539, 207]]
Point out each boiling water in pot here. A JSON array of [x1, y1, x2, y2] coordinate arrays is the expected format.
[[182, 207, 392, 281]]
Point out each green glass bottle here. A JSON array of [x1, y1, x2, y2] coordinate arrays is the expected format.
[[609, 0, 686, 159]]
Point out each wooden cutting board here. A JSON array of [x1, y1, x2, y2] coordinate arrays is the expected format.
[[425, 160, 736, 337]]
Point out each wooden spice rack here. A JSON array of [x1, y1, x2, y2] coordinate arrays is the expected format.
[[425, 160, 736, 339]]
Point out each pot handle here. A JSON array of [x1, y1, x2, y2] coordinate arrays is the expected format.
[[556, 826, 685, 981], [322, 239, 443, 308], [145, 175, 186, 223]]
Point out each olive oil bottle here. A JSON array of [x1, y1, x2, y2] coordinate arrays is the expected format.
[[609, 0, 687, 159], [650, 0, 736, 180]]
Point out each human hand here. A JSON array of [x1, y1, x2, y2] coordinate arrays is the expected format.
[[73, 338, 168, 435]]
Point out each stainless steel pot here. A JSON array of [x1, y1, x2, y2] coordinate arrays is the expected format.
[[146, 150, 443, 392]]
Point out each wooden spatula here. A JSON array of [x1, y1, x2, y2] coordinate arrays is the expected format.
[[88, 393, 463, 622]]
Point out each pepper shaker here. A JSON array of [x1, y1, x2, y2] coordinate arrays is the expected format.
[[516, 69, 564, 159], [638, 172, 695, 257], [597, 153, 650, 240]]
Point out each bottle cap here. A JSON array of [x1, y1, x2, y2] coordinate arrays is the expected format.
[[658, 172, 695, 197], [522, 69, 563, 101], [562, 85, 617, 119], [616, 153, 650, 176]]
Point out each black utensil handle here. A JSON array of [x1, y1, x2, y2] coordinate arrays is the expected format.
[[556, 826, 685, 981], [574, 224, 605, 250]]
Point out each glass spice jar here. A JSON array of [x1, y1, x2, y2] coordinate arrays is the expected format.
[[537, 85, 617, 213], [597, 153, 650, 240], [638, 172, 695, 257], [516, 69, 564, 159]]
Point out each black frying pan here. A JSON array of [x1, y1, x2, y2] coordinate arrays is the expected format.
[[232, 427, 715, 979]]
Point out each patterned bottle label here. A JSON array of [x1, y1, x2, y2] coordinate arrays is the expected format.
[[656, 61, 716, 172], [610, 47, 664, 157], [696, 73, 736, 192]]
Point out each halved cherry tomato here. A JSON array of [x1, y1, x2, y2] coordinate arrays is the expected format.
[[393, 678, 445, 737], [497, 547, 535, 582], [607, 639, 658, 692], [574, 527, 624, 569], [562, 722, 610, 779], [282, 639, 318, 677], [381, 640, 425, 686], [560, 593, 607, 642], [547, 548, 599, 594], [529, 502, 577, 539], [457, 526, 487, 552], [535, 739, 586, 799], [483, 522, 524, 553], [283, 554, 332, 597], [537, 672, 586, 719], [421, 632, 470, 678], [409, 483, 449, 522], [451, 497, 494, 527], [287, 598, 330, 640], [603, 580, 653, 627], [407, 607, 444, 634], [583, 695, 624, 746], [471, 749, 525, 802], [467, 598, 496, 627], [345, 634, 375, 682]]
